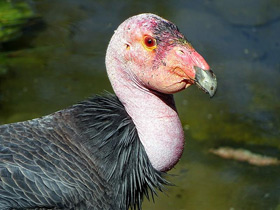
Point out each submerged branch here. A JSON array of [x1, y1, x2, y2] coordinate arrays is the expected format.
[[209, 147, 280, 166]]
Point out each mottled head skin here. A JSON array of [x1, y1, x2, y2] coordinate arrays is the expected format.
[[110, 13, 210, 94], [106, 13, 215, 171]]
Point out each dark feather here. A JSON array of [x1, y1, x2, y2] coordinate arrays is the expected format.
[[0, 94, 169, 210]]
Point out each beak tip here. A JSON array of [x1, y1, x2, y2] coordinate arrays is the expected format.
[[209, 89, 216, 98], [208, 82, 217, 98], [194, 66, 217, 98]]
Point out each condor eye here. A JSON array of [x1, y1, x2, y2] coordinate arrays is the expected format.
[[143, 36, 157, 50]]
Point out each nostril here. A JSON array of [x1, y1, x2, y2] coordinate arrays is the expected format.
[[177, 49, 185, 55]]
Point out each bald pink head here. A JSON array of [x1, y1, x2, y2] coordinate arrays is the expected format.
[[107, 13, 216, 96], [105, 14, 217, 171]]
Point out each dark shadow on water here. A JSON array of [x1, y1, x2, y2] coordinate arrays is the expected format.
[[1, 18, 46, 51]]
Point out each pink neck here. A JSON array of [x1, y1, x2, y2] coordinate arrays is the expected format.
[[120, 88, 185, 172], [105, 28, 185, 171]]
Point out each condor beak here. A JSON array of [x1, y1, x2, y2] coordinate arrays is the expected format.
[[194, 66, 217, 97]]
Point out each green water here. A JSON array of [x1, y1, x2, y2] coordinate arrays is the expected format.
[[0, 0, 279, 209]]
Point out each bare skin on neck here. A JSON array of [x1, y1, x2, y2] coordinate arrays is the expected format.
[[106, 13, 217, 171]]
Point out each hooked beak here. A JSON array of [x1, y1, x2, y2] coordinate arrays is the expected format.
[[172, 45, 217, 97], [194, 66, 217, 97]]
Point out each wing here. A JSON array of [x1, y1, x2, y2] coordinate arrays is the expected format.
[[0, 94, 168, 210], [0, 112, 110, 209]]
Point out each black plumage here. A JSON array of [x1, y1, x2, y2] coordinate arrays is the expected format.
[[0, 94, 168, 210], [0, 12, 218, 210]]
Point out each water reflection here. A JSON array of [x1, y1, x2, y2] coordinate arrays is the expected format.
[[0, 0, 279, 209]]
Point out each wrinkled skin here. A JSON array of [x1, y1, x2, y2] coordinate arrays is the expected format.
[[106, 13, 217, 171], [120, 15, 213, 94]]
